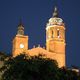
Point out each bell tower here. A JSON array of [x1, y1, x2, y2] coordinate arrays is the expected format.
[[12, 21, 28, 57], [46, 7, 66, 67]]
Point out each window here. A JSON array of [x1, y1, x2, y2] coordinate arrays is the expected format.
[[52, 30, 54, 38], [57, 29, 60, 38]]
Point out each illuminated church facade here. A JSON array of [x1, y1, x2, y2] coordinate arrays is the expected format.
[[12, 7, 66, 68]]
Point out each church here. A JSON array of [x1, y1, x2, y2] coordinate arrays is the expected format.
[[12, 7, 66, 68]]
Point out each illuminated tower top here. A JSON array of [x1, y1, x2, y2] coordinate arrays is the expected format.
[[46, 6, 65, 30], [17, 20, 24, 35]]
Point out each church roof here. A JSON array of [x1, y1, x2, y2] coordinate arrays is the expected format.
[[28, 47, 56, 59]]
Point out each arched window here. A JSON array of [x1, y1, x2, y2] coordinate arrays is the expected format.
[[52, 30, 54, 38], [57, 29, 60, 38]]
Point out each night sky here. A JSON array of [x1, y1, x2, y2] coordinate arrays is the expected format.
[[0, 0, 80, 67]]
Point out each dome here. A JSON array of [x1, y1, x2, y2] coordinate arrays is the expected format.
[[49, 18, 63, 23]]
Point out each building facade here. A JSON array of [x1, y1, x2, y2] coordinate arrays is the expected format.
[[12, 7, 66, 68]]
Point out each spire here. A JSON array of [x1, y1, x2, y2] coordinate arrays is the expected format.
[[53, 6, 58, 17], [17, 19, 24, 35], [18, 18, 24, 27]]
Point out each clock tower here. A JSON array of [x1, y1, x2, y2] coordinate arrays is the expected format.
[[46, 7, 66, 66], [12, 21, 28, 57]]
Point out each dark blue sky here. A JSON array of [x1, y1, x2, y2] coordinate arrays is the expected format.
[[0, 0, 80, 67]]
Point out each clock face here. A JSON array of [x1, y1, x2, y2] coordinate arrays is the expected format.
[[20, 44, 24, 48]]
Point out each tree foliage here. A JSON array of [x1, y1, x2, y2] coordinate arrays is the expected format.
[[0, 54, 80, 80], [0, 52, 9, 61]]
